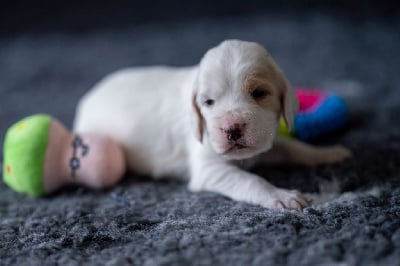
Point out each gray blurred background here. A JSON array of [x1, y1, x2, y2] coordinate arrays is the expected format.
[[1, 1, 400, 265]]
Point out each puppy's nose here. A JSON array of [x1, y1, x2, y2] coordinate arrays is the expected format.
[[227, 130, 242, 142], [223, 124, 245, 142]]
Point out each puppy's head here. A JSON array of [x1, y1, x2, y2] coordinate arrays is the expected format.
[[192, 40, 298, 160]]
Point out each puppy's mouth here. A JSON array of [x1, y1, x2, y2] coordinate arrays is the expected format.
[[223, 143, 251, 154], [230, 143, 247, 150], [218, 136, 272, 159]]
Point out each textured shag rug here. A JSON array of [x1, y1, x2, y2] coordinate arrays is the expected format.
[[1, 3, 399, 265]]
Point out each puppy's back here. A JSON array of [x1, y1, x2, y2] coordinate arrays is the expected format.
[[74, 66, 196, 178]]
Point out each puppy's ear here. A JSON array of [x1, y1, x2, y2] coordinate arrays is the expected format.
[[264, 51, 298, 130], [280, 76, 298, 130], [191, 93, 204, 143]]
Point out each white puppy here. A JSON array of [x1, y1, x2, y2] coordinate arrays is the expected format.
[[74, 40, 351, 210]]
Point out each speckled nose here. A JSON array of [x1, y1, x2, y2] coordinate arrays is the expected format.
[[223, 123, 246, 142]]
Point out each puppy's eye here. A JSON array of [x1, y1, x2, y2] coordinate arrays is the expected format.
[[204, 99, 215, 106], [251, 88, 268, 100]]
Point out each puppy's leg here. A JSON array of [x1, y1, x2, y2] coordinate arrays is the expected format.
[[264, 137, 352, 166], [189, 158, 309, 210]]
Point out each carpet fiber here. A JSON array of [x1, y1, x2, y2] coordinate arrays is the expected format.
[[1, 3, 400, 265]]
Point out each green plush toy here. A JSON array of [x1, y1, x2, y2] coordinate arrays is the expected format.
[[3, 114, 51, 196], [2, 114, 126, 196]]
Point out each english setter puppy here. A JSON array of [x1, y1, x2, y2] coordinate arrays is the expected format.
[[74, 40, 351, 210]]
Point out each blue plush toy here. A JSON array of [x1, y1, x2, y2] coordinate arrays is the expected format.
[[279, 88, 348, 141]]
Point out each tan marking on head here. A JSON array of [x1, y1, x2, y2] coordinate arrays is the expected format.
[[243, 70, 281, 113]]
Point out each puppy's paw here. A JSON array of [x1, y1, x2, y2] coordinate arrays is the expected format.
[[263, 189, 310, 211], [318, 145, 352, 165]]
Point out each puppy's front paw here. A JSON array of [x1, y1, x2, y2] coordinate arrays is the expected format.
[[264, 189, 310, 211]]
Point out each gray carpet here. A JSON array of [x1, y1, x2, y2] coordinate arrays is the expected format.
[[1, 2, 400, 265]]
